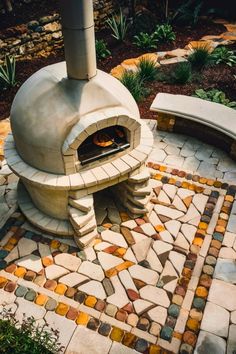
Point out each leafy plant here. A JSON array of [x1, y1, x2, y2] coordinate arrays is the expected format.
[[172, 0, 203, 27], [188, 46, 212, 70], [133, 32, 158, 50], [106, 9, 130, 42], [211, 46, 236, 67], [137, 58, 159, 82], [154, 24, 176, 43], [193, 89, 236, 109], [95, 39, 111, 60], [120, 70, 146, 102], [0, 55, 16, 88], [0, 309, 64, 354], [170, 62, 192, 84]]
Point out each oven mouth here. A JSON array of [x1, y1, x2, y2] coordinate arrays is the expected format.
[[78, 125, 130, 165]]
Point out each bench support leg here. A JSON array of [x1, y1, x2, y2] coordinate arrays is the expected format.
[[156, 112, 175, 132]]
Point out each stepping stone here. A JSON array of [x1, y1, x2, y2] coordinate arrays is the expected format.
[[59, 272, 88, 287], [15, 298, 46, 324], [101, 230, 127, 248], [133, 299, 154, 315], [98, 252, 123, 271], [54, 253, 81, 272], [140, 285, 170, 307], [132, 238, 152, 262], [78, 261, 105, 281], [214, 259, 236, 284], [18, 238, 37, 258], [208, 279, 236, 311], [148, 306, 167, 325], [201, 302, 229, 337], [16, 255, 43, 273], [78, 280, 106, 300], [45, 264, 69, 280], [129, 265, 159, 286], [195, 330, 226, 354]]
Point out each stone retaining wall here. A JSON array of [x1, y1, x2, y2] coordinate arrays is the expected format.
[[0, 0, 116, 63]]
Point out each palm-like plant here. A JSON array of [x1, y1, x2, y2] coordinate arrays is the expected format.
[[0, 55, 16, 88], [106, 9, 130, 42]]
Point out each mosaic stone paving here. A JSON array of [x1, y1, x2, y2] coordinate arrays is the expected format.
[[1, 119, 236, 353]]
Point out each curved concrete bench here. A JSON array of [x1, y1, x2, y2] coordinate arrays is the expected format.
[[150, 93, 236, 159]]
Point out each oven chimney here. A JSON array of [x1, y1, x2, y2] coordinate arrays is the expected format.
[[60, 0, 97, 80]]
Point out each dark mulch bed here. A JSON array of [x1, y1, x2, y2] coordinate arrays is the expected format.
[[0, 2, 235, 121]]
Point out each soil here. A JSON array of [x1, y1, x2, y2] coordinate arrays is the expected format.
[[0, 1, 236, 121]]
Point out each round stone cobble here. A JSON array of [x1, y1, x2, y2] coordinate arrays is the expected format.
[[65, 287, 77, 298], [95, 299, 106, 312], [193, 297, 205, 310], [74, 291, 86, 303], [183, 331, 197, 346], [190, 308, 202, 321], [55, 283, 67, 295], [14, 267, 27, 278], [24, 270, 36, 281], [15, 285, 28, 297], [76, 312, 89, 325], [4, 281, 16, 292], [186, 318, 200, 332], [45, 298, 57, 311], [25, 289, 37, 301], [87, 317, 100, 331], [199, 274, 212, 288], [195, 286, 208, 298], [134, 338, 148, 353], [202, 265, 214, 275], [213, 232, 224, 242], [110, 327, 124, 342], [98, 322, 111, 336], [180, 343, 193, 354], [105, 303, 117, 317], [44, 279, 57, 291], [160, 326, 173, 341], [55, 302, 69, 316], [137, 317, 150, 331], [5, 264, 17, 273], [205, 255, 216, 266], [168, 304, 180, 318], [115, 310, 127, 322], [66, 307, 79, 320], [85, 295, 97, 308]]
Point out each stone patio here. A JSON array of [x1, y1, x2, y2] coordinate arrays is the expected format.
[[0, 119, 236, 353]]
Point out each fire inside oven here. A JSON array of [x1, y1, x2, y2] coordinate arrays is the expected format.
[[78, 125, 130, 165]]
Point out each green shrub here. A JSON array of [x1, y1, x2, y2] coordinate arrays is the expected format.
[[0, 309, 64, 354], [188, 46, 212, 70], [193, 88, 236, 109], [0, 55, 16, 88], [106, 9, 130, 42], [133, 32, 158, 50], [154, 24, 176, 43], [137, 58, 159, 82], [211, 46, 236, 67], [95, 39, 111, 60], [120, 70, 146, 102], [172, 0, 202, 27], [170, 62, 192, 84]]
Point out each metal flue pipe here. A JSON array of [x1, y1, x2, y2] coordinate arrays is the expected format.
[[60, 0, 97, 80]]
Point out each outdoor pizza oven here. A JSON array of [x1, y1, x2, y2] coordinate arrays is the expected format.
[[5, 0, 154, 248]]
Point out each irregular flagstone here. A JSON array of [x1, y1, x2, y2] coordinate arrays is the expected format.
[[179, 204, 200, 223], [17, 238, 37, 258], [158, 190, 171, 204], [78, 261, 104, 281], [163, 278, 178, 293], [154, 205, 184, 220], [162, 184, 177, 201], [164, 220, 181, 237], [132, 238, 152, 262], [192, 194, 208, 214], [16, 254, 43, 273], [159, 260, 178, 287], [148, 306, 167, 326], [172, 195, 187, 212], [214, 259, 236, 284], [133, 299, 154, 315], [45, 311, 77, 349], [38, 243, 51, 258], [107, 275, 130, 308], [227, 324, 236, 354], [148, 210, 164, 227], [177, 188, 195, 200], [45, 264, 69, 280], [174, 232, 190, 251], [101, 230, 127, 248], [140, 285, 170, 307], [201, 302, 229, 337], [4, 246, 19, 263], [131, 231, 148, 243], [66, 326, 112, 354], [169, 251, 186, 275], [181, 224, 197, 244], [194, 330, 226, 354], [78, 280, 106, 300], [118, 269, 138, 292], [140, 223, 156, 236], [123, 248, 137, 264], [129, 265, 159, 286], [121, 220, 137, 229], [146, 248, 163, 273], [159, 230, 174, 243], [97, 252, 123, 271], [59, 272, 89, 287], [54, 253, 81, 272], [208, 279, 236, 311]]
